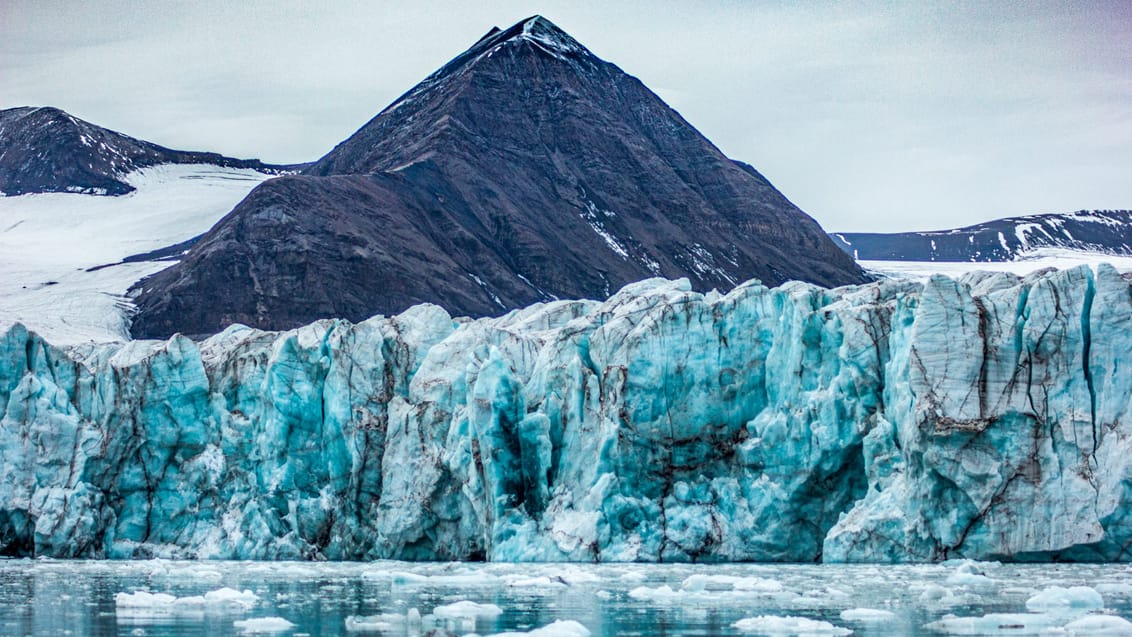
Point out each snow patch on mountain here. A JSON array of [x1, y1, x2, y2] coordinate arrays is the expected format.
[[0, 164, 273, 344], [863, 248, 1132, 281]]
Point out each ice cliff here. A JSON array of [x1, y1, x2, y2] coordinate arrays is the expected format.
[[1, 264, 1130, 562]]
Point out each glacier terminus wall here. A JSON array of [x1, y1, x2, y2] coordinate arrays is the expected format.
[[1, 264, 1130, 562]]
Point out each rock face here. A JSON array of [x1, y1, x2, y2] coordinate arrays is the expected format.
[[2, 264, 1131, 562], [128, 16, 865, 338], [832, 209, 1132, 262], [0, 106, 293, 196]]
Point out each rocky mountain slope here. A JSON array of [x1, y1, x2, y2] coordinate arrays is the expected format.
[[0, 106, 293, 196], [128, 16, 865, 338], [832, 209, 1132, 262], [3, 265, 1131, 561]]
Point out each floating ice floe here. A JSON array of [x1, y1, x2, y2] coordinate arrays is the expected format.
[[1026, 586, 1105, 613], [506, 575, 570, 588], [114, 587, 259, 615], [475, 619, 591, 636], [925, 612, 1064, 635], [681, 574, 783, 592], [917, 584, 976, 609], [839, 607, 897, 622], [1094, 582, 1132, 597], [1062, 614, 1132, 635], [390, 570, 496, 587], [925, 610, 1132, 635], [731, 615, 852, 635], [232, 616, 295, 633], [945, 562, 997, 590], [344, 613, 404, 632], [628, 575, 795, 605], [432, 600, 504, 620]]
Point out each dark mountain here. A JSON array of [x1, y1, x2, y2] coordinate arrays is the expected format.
[[129, 16, 866, 338], [0, 106, 297, 196], [832, 209, 1132, 262]]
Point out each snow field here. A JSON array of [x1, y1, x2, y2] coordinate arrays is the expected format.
[[861, 247, 1132, 281], [0, 164, 271, 344]]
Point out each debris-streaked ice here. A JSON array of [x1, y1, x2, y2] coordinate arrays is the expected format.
[[1, 265, 1132, 562]]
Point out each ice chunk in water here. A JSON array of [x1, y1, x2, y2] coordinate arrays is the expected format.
[[681, 574, 782, 592], [432, 600, 504, 620], [115, 591, 177, 608], [731, 615, 852, 635], [114, 587, 259, 614], [1026, 586, 1105, 613], [839, 607, 897, 622], [484, 619, 592, 636], [924, 612, 1063, 635], [232, 616, 296, 633], [1062, 614, 1132, 635], [1095, 583, 1132, 597]]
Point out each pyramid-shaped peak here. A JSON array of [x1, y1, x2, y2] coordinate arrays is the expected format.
[[468, 15, 589, 60], [517, 16, 571, 39], [522, 15, 556, 29], [518, 15, 586, 53], [133, 15, 866, 336]]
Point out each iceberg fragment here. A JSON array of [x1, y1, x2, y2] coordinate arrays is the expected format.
[[232, 617, 296, 633], [731, 615, 851, 635]]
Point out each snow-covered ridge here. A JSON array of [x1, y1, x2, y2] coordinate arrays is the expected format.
[[3, 266, 1132, 562], [863, 247, 1132, 281], [0, 164, 274, 344], [833, 209, 1132, 262]]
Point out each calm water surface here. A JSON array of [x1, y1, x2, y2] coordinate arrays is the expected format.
[[1, 559, 1131, 636]]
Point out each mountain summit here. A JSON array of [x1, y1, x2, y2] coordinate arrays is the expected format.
[[307, 15, 600, 177], [130, 16, 866, 338]]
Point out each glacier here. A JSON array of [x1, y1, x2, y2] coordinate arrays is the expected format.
[[1, 264, 1131, 562]]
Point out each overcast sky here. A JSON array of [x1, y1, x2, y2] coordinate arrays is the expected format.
[[2, 1, 1129, 232]]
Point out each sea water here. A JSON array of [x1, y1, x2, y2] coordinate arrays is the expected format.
[[1, 559, 1131, 636]]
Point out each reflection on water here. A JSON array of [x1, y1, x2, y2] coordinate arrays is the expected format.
[[1, 559, 1132, 636]]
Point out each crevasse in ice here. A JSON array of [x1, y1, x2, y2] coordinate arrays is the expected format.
[[1, 264, 1129, 562]]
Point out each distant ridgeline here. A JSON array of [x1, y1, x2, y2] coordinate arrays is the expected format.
[[2, 266, 1132, 562], [832, 209, 1132, 262], [0, 106, 296, 196]]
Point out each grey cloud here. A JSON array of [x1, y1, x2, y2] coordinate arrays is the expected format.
[[1, 0, 1128, 232]]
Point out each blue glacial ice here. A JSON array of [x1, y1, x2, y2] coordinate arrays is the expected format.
[[0, 264, 1130, 562]]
